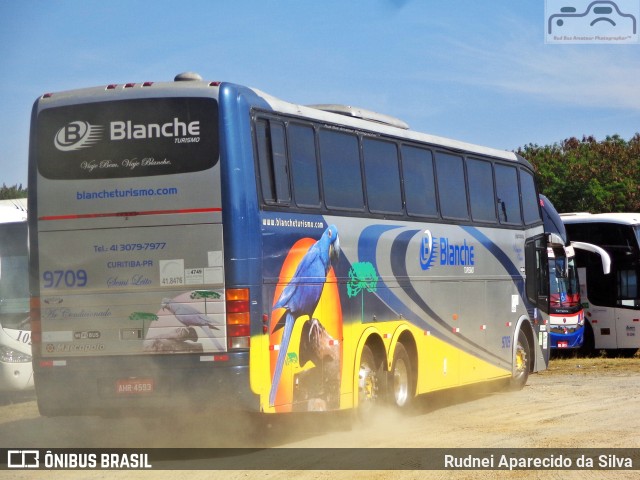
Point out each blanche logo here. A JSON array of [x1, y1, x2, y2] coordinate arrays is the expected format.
[[420, 230, 438, 271], [420, 230, 475, 271], [110, 118, 200, 141], [54, 117, 201, 152], [54, 121, 103, 151], [545, 0, 639, 43]]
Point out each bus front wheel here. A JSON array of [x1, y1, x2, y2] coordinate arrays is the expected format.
[[510, 330, 530, 390]]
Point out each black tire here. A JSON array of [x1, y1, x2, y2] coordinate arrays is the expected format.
[[610, 348, 638, 358], [579, 321, 595, 357], [389, 343, 414, 409], [509, 330, 530, 390], [357, 345, 380, 418]]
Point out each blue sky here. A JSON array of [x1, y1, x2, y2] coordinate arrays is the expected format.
[[1, 0, 639, 188]]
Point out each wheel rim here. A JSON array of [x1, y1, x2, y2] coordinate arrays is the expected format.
[[393, 358, 409, 407], [514, 341, 528, 381], [358, 362, 377, 406]]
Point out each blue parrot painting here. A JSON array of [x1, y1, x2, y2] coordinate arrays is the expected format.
[[161, 298, 223, 350], [269, 225, 341, 407]]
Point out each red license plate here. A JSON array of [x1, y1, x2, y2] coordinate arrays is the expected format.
[[115, 378, 154, 395]]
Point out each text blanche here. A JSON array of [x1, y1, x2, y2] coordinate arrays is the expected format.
[[110, 118, 200, 142]]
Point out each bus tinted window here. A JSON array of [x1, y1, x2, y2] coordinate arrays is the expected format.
[[495, 164, 522, 225], [619, 269, 638, 305], [520, 169, 541, 225], [0, 222, 29, 325], [319, 129, 364, 211], [435, 152, 468, 220], [270, 122, 291, 204], [256, 120, 274, 202], [467, 158, 496, 223], [288, 123, 320, 207], [363, 138, 402, 214], [401, 145, 438, 217], [256, 120, 291, 205]]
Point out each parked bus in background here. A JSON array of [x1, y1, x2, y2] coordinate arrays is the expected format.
[[0, 199, 32, 398], [29, 72, 553, 417], [561, 213, 640, 357], [540, 195, 586, 350]]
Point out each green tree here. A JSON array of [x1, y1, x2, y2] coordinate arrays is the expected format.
[[347, 262, 379, 323], [0, 183, 27, 200], [517, 134, 640, 213]]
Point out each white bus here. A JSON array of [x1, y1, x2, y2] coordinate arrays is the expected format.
[[561, 212, 640, 356], [0, 199, 32, 397], [29, 72, 553, 417]]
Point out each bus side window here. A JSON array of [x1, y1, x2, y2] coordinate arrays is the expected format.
[[319, 129, 364, 211], [467, 158, 496, 223], [520, 169, 541, 225], [256, 119, 291, 205], [584, 251, 616, 307], [288, 123, 320, 208], [401, 145, 438, 218], [495, 164, 522, 225], [435, 152, 469, 220], [618, 269, 638, 307], [363, 138, 402, 214]]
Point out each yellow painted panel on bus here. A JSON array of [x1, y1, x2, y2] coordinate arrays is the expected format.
[[417, 334, 508, 393]]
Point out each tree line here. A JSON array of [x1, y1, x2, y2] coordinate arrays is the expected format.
[[0, 183, 27, 199], [517, 134, 640, 214]]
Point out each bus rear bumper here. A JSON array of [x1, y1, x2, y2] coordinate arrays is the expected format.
[[33, 352, 258, 416]]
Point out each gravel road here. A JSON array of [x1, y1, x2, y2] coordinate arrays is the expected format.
[[2, 357, 639, 480]]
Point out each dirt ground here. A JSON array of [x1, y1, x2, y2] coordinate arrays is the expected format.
[[2, 355, 640, 480]]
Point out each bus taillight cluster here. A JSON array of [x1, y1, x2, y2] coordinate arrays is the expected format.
[[226, 289, 250, 350]]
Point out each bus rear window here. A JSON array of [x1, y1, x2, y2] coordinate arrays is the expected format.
[[36, 97, 218, 179]]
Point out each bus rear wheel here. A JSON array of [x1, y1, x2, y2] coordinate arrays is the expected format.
[[510, 330, 530, 390], [357, 345, 379, 417], [389, 343, 414, 409]]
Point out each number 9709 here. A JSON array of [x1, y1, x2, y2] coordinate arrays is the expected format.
[[42, 269, 88, 288]]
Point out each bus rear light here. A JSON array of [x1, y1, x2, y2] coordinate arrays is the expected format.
[[106, 84, 118, 90], [209, 81, 221, 87], [227, 312, 249, 324], [226, 289, 250, 350], [227, 324, 250, 337], [142, 81, 154, 87], [39, 360, 66, 368], [228, 337, 250, 349], [124, 83, 136, 88], [42, 93, 53, 98], [227, 300, 250, 314]]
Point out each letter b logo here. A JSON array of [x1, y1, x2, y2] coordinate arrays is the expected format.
[[54, 121, 102, 151]]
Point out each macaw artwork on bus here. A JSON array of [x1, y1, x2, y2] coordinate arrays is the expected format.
[[269, 225, 343, 412], [140, 290, 225, 353]]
